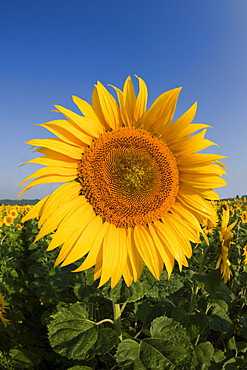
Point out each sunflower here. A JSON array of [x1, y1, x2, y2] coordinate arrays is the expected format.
[[242, 245, 247, 265], [0, 293, 10, 327], [241, 211, 247, 224], [4, 215, 13, 227], [8, 208, 18, 219], [19, 76, 227, 288], [216, 208, 237, 283]]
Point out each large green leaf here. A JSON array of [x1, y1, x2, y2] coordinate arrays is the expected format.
[[116, 339, 145, 369], [9, 349, 41, 367], [140, 267, 184, 299], [192, 269, 221, 295], [48, 303, 98, 360], [88, 327, 118, 357], [102, 279, 145, 303], [140, 340, 175, 370], [149, 316, 196, 369], [194, 342, 214, 370], [208, 304, 233, 333]]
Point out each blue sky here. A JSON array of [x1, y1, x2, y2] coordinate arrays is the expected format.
[[0, 0, 246, 200]]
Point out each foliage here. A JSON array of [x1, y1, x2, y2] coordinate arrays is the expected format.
[[0, 198, 247, 369]]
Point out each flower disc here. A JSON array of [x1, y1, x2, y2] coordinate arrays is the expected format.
[[77, 128, 179, 228]]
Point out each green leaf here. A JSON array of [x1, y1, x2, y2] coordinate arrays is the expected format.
[[171, 308, 209, 339], [140, 267, 184, 299], [236, 341, 247, 353], [222, 357, 246, 369], [194, 341, 214, 370], [48, 303, 98, 360], [9, 349, 40, 366], [208, 304, 234, 333], [212, 349, 226, 363], [50, 273, 70, 292], [88, 327, 118, 356], [192, 269, 221, 295], [140, 340, 175, 370], [135, 301, 165, 331], [148, 316, 196, 369], [208, 314, 233, 333], [116, 339, 145, 369], [171, 307, 191, 327], [102, 279, 145, 303], [211, 283, 235, 303]]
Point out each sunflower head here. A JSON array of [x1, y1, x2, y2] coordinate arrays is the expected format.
[[19, 76, 227, 288], [216, 208, 237, 283], [4, 215, 13, 227], [241, 211, 247, 224], [242, 245, 247, 265], [0, 293, 10, 327]]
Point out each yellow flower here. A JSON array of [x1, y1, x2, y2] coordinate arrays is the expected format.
[[241, 211, 247, 224], [19, 76, 227, 288], [0, 293, 10, 327], [216, 208, 237, 283], [8, 208, 18, 219], [242, 245, 247, 265], [16, 223, 23, 231], [3, 215, 13, 227]]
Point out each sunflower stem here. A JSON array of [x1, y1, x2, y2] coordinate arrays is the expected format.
[[189, 245, 212, 315], [112, 302, 123, 341]]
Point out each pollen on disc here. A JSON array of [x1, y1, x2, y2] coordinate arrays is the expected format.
[[77, 128, 179, 228]]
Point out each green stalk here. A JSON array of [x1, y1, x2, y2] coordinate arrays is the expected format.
[[112, 302, 123, 341], [189, 245, 212, 315]]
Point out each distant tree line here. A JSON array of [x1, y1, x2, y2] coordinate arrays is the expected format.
[[0, 199, 40, 206], [1, 195, 246, 207]]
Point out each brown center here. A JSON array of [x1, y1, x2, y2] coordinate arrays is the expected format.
[[77, 128, 179, 228]]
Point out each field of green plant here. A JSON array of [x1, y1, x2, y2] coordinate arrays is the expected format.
[[0, 199, 247, 369]]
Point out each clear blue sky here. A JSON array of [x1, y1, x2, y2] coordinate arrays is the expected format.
[[0, 0, 246, 200]]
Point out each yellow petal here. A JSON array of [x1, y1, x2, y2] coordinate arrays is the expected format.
[[142, 87, 182, 132], [122, 255, 134, 287], [126, 228, 143, 282], [98, 225, 127, 288], [26, 138, 83, 159], [46, 199, 95, 249], [168, 129, 217, 155], [39, 182, 81, 227], [35, 197, 87, 241], [94, 82, 121, 130], [18, 174, 76, 198], [110, 85, 131, 127], [161, 102, 197, 140], [122, 76, 136, 125], [19, 157, 77, 168], [54, 105, 102, 137], [134, 225, 163, 280], [73, 222, 110, 272], [177, 185, 217, 222], [36, 121, 92, 146], [72, 95, 104, 132], [148, 223, 174, 278], [153, 219, 188, 270], [134, 75, 148, 123], [21, 196, 49, 222], [19, 166, 77, 187], [61, 216, 103, 266], [171, 202, 202, 232], [177, 153, 228, 166], [180, 174, 227, 189], [179, 163, 227, 176]]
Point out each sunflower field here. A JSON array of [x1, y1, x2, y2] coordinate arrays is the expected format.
[[0, 198, 246, 370]]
